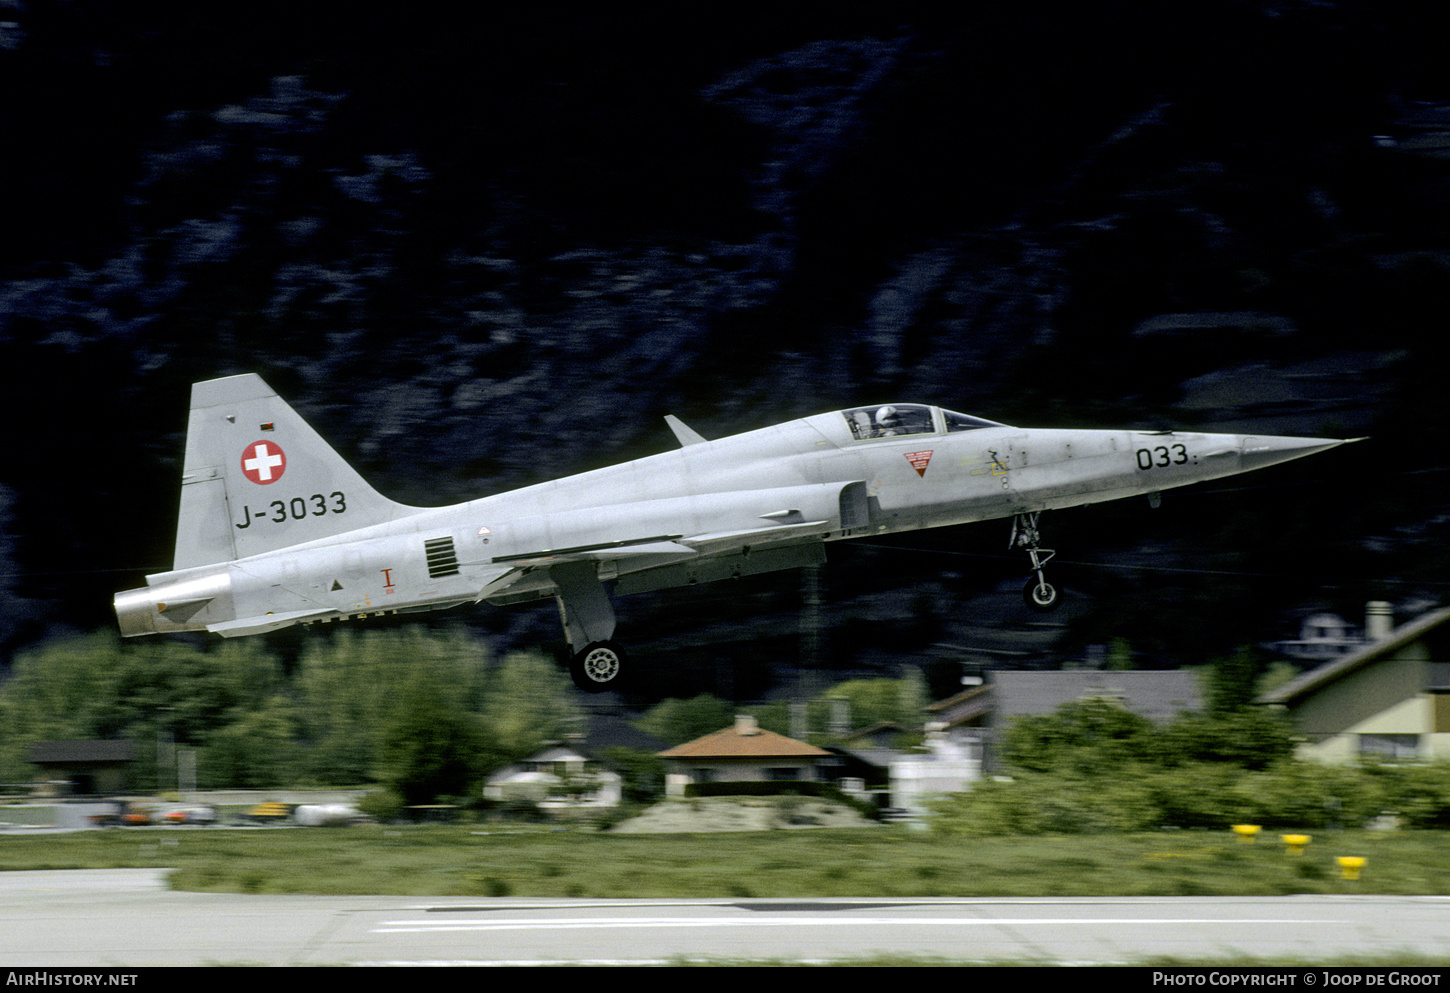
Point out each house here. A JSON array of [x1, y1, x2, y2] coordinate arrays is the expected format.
[[1257, 605, 1450, 762], [881, 668, 1203, 815], [1268, 610, 1368, 664], [821, 723, 909, 786], [26, 740, 134, 796], [657, 715, 830, 795], [889, 725, 984, 817], [925, 669, 1204, 773], [838, 720, 912, 750], [483, 713, 667, 810], [484, 741, 623, 809]]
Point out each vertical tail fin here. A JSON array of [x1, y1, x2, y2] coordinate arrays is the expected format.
[[174, 374, 412, 569]]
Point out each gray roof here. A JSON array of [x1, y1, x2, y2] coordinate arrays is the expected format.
[[578, 713, 668, 754], [988, 670, 1204, 724], [27, 740, 134, 764]]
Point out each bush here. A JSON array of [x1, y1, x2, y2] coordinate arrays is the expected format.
[[685, 780, 880, 820], [1229, 761, 1389, 829], [1152, 709, 1297, 771], [1145, 764, 1252, 829], [929, 759, 1450, 836], [1003, 699, 1157, 774], [1365, 761, 1450, 828], [930, 770, 1161, 837], [356, 788, 405, 823], [931, 700, 1367, 836]]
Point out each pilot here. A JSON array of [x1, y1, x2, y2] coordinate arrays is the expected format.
[[875, 405, 901, 436]]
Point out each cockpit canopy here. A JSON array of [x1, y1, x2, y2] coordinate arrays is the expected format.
[[843, 404, 1007, 441]]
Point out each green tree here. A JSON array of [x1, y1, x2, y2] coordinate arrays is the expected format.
[[811, 677, 925, 741], [1153, 707, 1296, 771], [0, 633, 128, 784], [1205, 646, 1268, 713], [296, 626, 492, 785], [376, 671, 485, 806], [745, 699, 793, 737], [636, 693, 735, 747], [295, 628, 413, 785], [1003, 698, 1156, 774], [597, 746, 667, 804], [934, 697, 1366, 836], [479, 651, 580, 762], [202, 695, 301, 788], [0, 632, 294, 790], [0, 633, 126, 741]]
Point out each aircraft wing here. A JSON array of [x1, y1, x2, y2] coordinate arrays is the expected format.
[[675, 519, 830, 554], [488, 517, 832, 569], [490, 535, 697, 567], [476, 479, 860, 607], [664, 414, 707, 447], [487, 519, 831, 603], [475, 564, 530, 599], [610, 522, 829, 598]]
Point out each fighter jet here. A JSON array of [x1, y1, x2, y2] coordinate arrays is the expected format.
[[114, 374, 1356, 691]]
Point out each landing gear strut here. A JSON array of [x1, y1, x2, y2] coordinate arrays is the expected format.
[[552, 561, 627, 693], [1011, 511, 1061, 612]]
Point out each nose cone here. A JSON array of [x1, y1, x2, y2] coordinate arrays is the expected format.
[[1239, 435, 1359, 472]]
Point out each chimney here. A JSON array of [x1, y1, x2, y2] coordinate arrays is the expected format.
[[1366, 601, 1394, 641], [734, 714, 760, 736]]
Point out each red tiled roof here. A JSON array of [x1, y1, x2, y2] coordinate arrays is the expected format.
[[658, 724, 829, 759]]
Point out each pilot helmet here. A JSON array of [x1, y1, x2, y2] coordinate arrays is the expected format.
[[876, 405, 898, 427]]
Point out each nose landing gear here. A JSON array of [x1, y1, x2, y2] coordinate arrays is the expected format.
[[1012, 512, 1061, 612]]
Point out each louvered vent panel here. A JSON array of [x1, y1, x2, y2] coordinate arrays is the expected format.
[[424, 537, 460, 578]]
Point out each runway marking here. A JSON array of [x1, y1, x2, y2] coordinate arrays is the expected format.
[[374, 916, 1340, 934], [358, 960, 849, 967]]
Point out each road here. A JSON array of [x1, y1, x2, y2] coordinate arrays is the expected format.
[[0, 870, 1447, 966]]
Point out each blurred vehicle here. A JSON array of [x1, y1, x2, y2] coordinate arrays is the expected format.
[[161, 805, 217, 825], [121, 802, 154, 826], [242, 802, 292, 824], [294, 803, 361, 826]]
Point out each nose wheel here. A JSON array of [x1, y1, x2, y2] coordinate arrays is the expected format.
[[1012, 512, 1061, 612]]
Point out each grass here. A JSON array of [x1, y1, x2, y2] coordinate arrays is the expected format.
[[6, 822, 1450, 966], [2, 823, 1449, 899]]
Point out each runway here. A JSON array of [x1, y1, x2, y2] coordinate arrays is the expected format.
[[0, 870, 1446, 966]]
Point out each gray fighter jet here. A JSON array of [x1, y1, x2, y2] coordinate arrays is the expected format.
[[114, 374, 1356, 691]]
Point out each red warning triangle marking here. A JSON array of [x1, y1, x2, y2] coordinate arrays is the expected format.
[[905, 450, 934, 477]]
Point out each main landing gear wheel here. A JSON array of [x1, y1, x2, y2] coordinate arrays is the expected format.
[[570, 641, 626, 693]]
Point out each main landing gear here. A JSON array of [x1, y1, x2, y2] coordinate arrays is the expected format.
[[1011, 511, 1061, 612], [552, 561, 627, 693]]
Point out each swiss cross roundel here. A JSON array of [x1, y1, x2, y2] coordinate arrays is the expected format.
[[241, 440, 287, 485]]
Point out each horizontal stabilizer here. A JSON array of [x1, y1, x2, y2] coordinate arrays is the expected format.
[[208, 608, 339, 638]]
